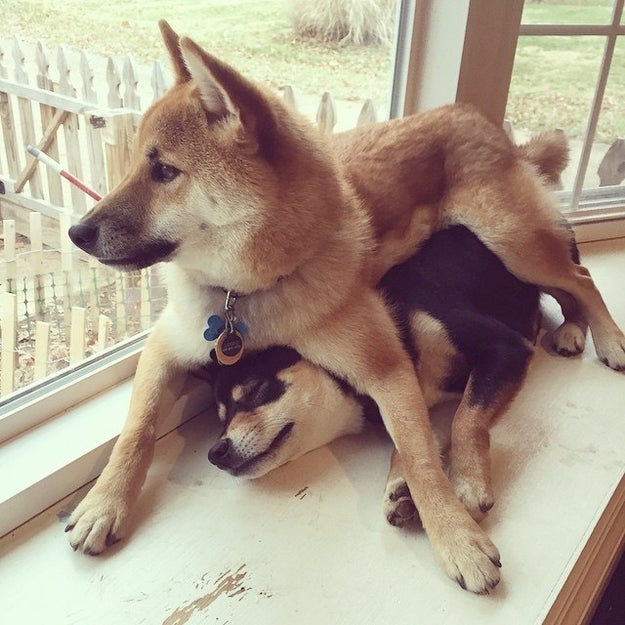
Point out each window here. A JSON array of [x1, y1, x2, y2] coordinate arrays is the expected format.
[[0, 0, 403, 426], [509, 0, 625, 235]]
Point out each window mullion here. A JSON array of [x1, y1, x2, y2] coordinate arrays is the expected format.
[[570, 0, 625, 209]]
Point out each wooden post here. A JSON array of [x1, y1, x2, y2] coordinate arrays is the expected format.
[[80, 50, 107, 199], [282, 85, 297, 109], [2, 219, 16, 292], [316, 91, 336, 134], [597, 138, 625, 187], [57, 45, 86, 214], [69, 306, 86, 364], [151, 60, 168, 102], [0, 41, 21, 180], [97, 314, 111, 352], [12, 38, 44, 199], [103, 57, 132, 190], [140, 268, 151, 329], [357, 99, 377, 127], [28, 212, 46, 316], [36, 40, 64, 207], [116, 274, 126, 337], [59, 213, 73, 272], [1, 291, 17, 395], [34, 320, 50, 380]]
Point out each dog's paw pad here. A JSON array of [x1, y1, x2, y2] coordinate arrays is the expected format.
[[383, 477, 419, 527], [551, 322, 586, 356], [595, 334, 625, 371]]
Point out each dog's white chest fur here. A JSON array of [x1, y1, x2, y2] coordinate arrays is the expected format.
[[158, 264, 283, 367]]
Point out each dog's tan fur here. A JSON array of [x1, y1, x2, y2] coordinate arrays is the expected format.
[[66, 21, 625, 594]]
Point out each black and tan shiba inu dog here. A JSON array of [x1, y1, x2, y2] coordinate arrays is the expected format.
[[66, 20, 625, 593], [207, 225, 542, 532]]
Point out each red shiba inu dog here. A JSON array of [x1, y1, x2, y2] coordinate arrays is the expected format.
[[66, 20, 625, 593]]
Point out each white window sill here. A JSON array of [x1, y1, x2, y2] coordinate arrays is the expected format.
[[0, 237, 623, 625], [0, 370, 212, 539]]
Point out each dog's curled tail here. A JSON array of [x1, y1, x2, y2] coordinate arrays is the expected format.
[[518, 129, 569, 189]]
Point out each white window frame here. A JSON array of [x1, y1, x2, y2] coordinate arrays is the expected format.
[[2, 0, 625, 538], [393, 0, 625, 243]]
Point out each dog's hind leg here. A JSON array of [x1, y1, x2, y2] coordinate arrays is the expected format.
[[447, 170, 625, 371], [541, 231, 589, 357], [444, 311, 535, 521], [543, 286, 589, 356]]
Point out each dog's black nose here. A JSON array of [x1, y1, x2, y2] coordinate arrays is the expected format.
[[68, 223, 98, 252], [208, 438, 233, 468]]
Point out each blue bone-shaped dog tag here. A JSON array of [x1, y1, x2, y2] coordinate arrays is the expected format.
[[203, 315, 248, 342]]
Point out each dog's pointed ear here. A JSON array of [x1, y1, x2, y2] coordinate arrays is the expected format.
[[179, 36, 277, 156], [178, 37, 233, 119], [159, 19, 192, 84]]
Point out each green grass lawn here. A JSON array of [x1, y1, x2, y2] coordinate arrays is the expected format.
[[1, 0, 393, 105], [1, 0, 623, 141], [508, 0, 625, 141]]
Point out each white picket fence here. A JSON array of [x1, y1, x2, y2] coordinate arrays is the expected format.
[[0, 37, 379, 396], [1, 212, 167, 394]]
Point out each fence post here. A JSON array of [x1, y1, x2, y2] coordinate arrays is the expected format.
[[97, 314, 111, 352], [12, 38, 44, 199], [316, 91, 336, 134], [29, 212, 46, 316], [69, 306, 86, 364], [103, 57, 132, 189], [80, 50, 107, 199], [57, 45, 87, 214], [151, 60, 168, 102], [2, 219, 16, 292], [282, 85, 297, 109], [1, 291, 17, 395], [36, 40, 64, 207], [34, 320, 50, 380], [59, 213, 74, 272], [0, 41, 21, 179], [140, 268, 151, 329], [357, 99, 377, 127]]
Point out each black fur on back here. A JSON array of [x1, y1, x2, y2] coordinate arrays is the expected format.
[[212, 226, 541, 417], [379, 225, 540, 406]]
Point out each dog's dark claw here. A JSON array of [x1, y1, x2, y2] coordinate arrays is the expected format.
[[456, 575, 467, 590], [106, 532, 120, 547], [64, 523, 74, 533], [491, 557, 502, 568], [479, 500, 494, 513]]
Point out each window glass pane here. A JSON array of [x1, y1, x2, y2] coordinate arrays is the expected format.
[[505, 35, 605, 192], [522, 0, 615, 26], [0, 1, 401, 399], [592, 36, 625, 189]]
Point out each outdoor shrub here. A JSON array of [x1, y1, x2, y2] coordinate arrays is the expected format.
[[287, 0, 397, 46]]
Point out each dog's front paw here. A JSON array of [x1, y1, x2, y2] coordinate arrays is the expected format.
[[432, 524, 501, 594], [65, 489, 129, 555], [594, 333, 625, 371], [551, 321, 586, 356], [383, 476, 419, 527]]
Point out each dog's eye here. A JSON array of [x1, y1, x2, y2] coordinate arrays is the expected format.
[[151, 162, 180, 183], [239, 378, 285, 409]]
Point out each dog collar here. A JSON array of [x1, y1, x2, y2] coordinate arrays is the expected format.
[[203, 290, 248, 366]]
